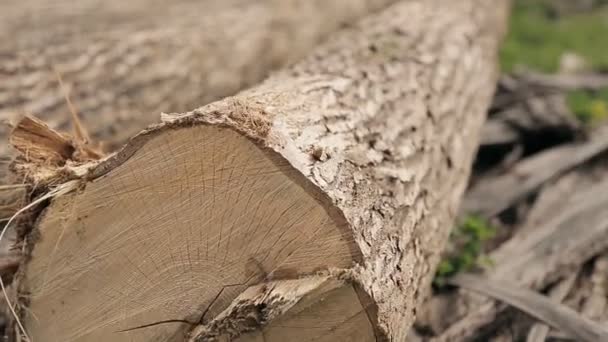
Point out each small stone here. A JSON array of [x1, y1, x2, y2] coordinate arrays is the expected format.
[[559, 52, 589, 74]]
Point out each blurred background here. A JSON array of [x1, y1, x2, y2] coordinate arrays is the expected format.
[[419, 0, 608, 340]]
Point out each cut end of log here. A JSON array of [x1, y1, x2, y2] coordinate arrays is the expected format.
[[20, 121, 368, 341]]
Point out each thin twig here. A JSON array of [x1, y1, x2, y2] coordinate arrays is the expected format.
[[0, 277, 27, 342], [53, 68, 90, 143], [0, 185, 27, 191]]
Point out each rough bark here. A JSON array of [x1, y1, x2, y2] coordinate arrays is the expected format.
[[0, 0, 397, 156], [10, 0, 509, 341]]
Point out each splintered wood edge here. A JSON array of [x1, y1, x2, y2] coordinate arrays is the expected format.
[[9, 115, 74, 164], [18, 104, 381, 341], [188, 276, 380, 342]]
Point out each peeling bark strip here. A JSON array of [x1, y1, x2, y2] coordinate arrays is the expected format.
[[14, 0, 509, 341], [0, 0, 398, 156]]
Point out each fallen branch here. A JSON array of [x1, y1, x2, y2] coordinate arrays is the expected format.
[[449, 274, 608, 342], [516, 71, 608, 91], [464, 125, 608, 216], [436, 167, 608, 341], [526, 273, 577, 342]]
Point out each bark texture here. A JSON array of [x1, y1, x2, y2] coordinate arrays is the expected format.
[[0, 0, 396, 155], [12, 0, 509, 341]]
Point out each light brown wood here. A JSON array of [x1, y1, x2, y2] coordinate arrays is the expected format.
[[0, 185, 26, 221], [24, 125, 361, 341], [12, 0, 509, 341]]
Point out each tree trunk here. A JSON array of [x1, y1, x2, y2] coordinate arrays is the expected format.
[[11, 0, 509, 341], [0, 0, 396, 156]]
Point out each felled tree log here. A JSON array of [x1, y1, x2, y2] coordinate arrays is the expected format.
[[0, 0, 396, 156], [11, 0, 509, 341]]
